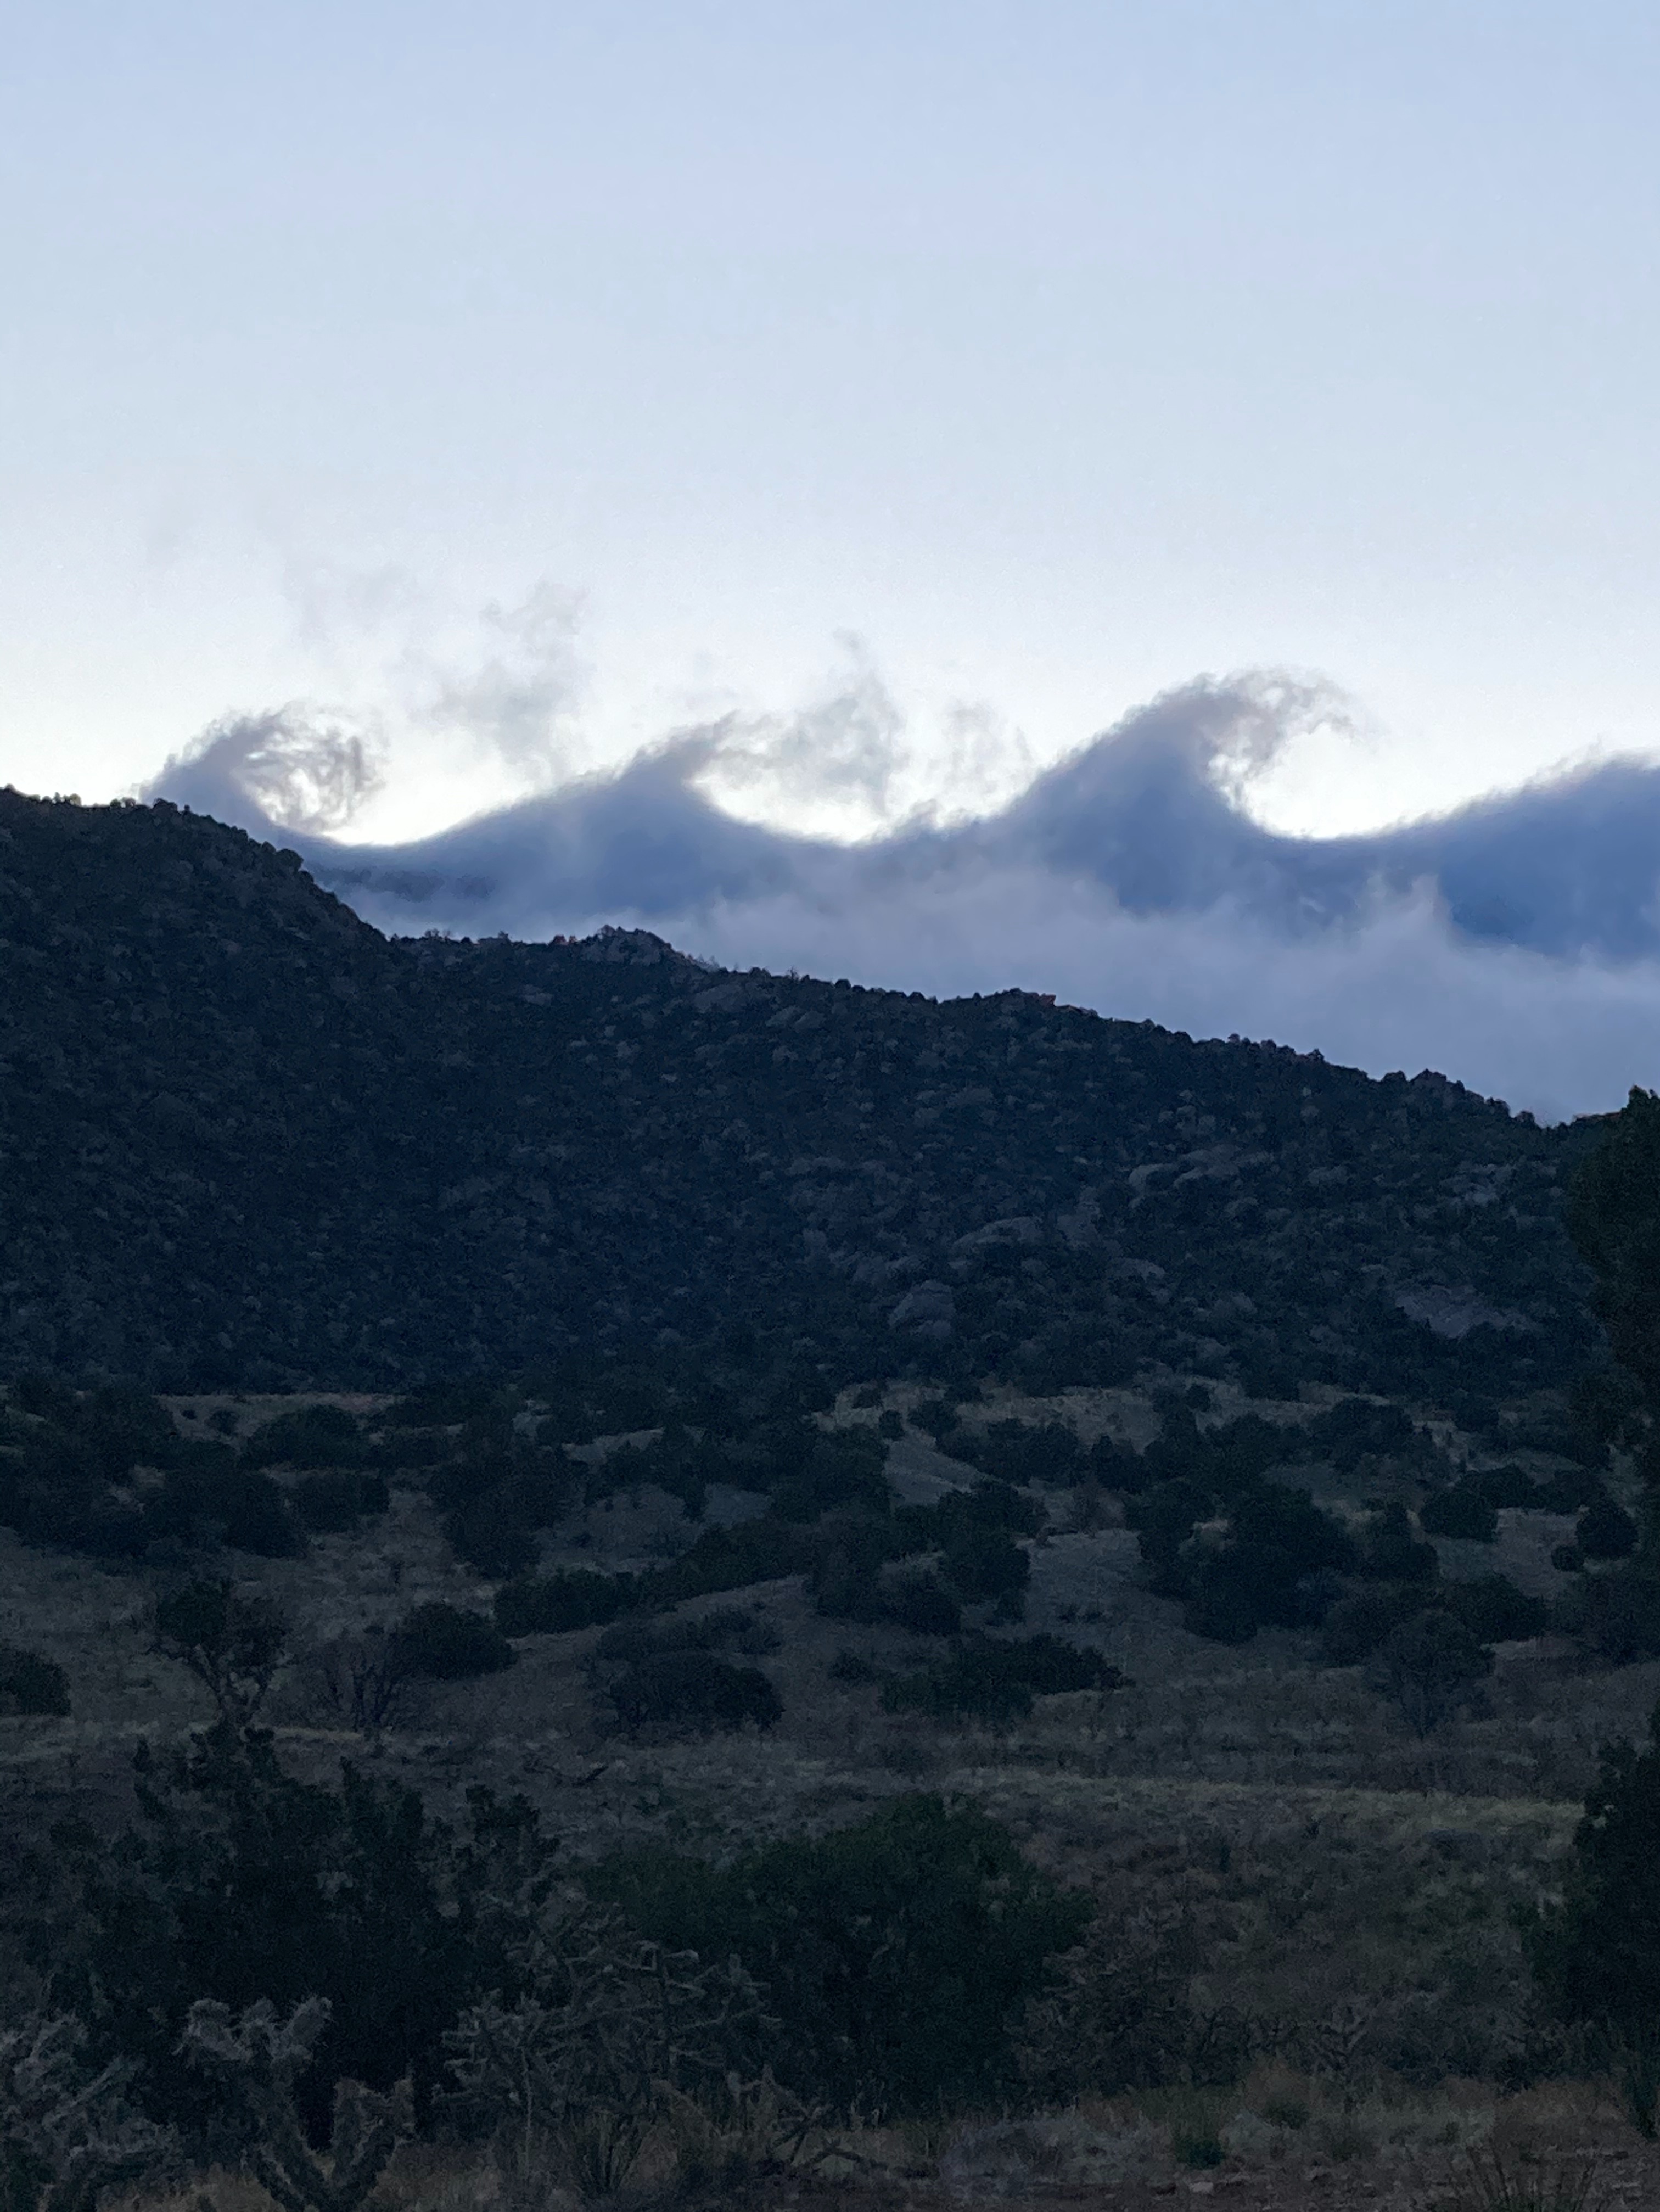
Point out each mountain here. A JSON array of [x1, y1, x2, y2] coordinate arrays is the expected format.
[[0, 786, 1602, 1396]]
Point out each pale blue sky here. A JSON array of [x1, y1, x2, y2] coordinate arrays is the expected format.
[[5, 2, 1660, 842]]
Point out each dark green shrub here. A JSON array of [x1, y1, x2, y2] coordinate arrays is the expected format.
[[1441, 1574, 1550, 1644], [884, 1569, 962, 1636], [877, 1409, 904, 1441], [1554, 1567, 1660, 1664], [951, 1419, 1081, 1487], [1579, 1495, 1639, 1560], [586, 1795, 1092, 2113], [603, 1652, 780, 1738], [0, 1643, 70, 1715], [594, 1605, 779, 1662], [1371, 1609, 1493, 1734], [1089, 1431, 1148, 1492], [58, 1724, 556, 2133], [495, 1569, 635, 1636], [882, 1635, 1118, 1721], [641, 1517, 815, 1606], [1306, 1398, 1419, 1471], [242, 1403, 364, 1470], [154, 1578, 289, 1722], [1470, 1462, 1540, 1509], [1128, 1479, 1213, 1595], [1355, 1501, 1438, 1582], [1421, 1483, 1500, 1542], [1321, 1583, 1426, 1665], [908, 1396, 958, 1442], [393, 1604, 516, 1681], [1536, 1465, 1613, 1512], [291, 1469, 389, 1533], [939, 1521, 1030, 1620], [1527, 1699, 1660, 2054], [147, 1457, 304, 1557]]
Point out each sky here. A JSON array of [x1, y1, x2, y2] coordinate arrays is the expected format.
[[6, 3, 1660, 1112]]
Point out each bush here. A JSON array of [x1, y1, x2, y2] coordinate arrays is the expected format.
[[883, 1569, 962, 1636], [57, 1725, 558, 2133], [939, 1521, 1030, 1619], [1470, 1462, 1540, 1509], [1355, 1501, 1439, 1582], [639, 1519, 815, 1607], [1442, 1574, 1550, 1644], [881, 1635, 1119, 1722], [493, 1570, 636, 1636], [291, 1469, 389, 1533], [602, 1653, 780, 1739], [1579, 1495, 1639, 1560], [1370, 1609, 1493, 1734], [394, 1604, 517, 1681], [242, 1403, 364, 1470], [1527, 1699, 1660, 2052], [1421, 1483, 1500, 1542], [1321, 1583, 1427, 1665], [586, 1795, 1092, 2113], [0, 1643, 69, 1716], [1554, 1566, 1660, 1664]]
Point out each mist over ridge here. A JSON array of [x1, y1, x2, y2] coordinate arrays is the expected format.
[[152, 671, 1660, 1122]]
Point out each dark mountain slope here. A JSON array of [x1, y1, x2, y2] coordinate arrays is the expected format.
[[0, 788, 1599, 1393]]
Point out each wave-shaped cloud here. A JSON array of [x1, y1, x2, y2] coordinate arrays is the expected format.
[[150, 671, 1660, 1121]]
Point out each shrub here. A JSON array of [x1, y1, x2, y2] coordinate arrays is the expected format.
[[1421, 1483, 1500, 1542], [495, 1570, 635, 1637], [593, 1606, 779, 1663], [1527, 1699, 1660, 2062], [586, 1795, 1092, 2113], [60, 1727, 558, 2133], [1370, 1609, 1493, 1734], [0, 1643, 70, 1716], [1355, 1500, 1438, 1582], [640, 1519, 815, 1608], [1470, 1462, 1540, 1509], [1553, 1566, 1660, 1664], [1578, 1495, 1639, 1560], [291, 1469, 389, 1533], [1017, 1907, 1215, 2099], [394, 1604, 516, 1681], [883, 1569, 962, 1636], [882, 1635, 1119, 1722], [242, 1403, 364, 1470], [603, 1653, 780, 1739], [1442, 1574, 1550, 1644], [939, 1521, 1030, 1620], [1321, 1583, 1426, 1665], [153, 1580, 289, 1723]]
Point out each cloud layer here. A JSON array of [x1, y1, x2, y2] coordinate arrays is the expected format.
[[150, 673, 1660, 1122]]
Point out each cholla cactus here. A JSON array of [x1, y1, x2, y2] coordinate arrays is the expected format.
[[180, 2000, 412, 2212], [0, 2014, 175, 2212], [444, 1903, 771, 2193]]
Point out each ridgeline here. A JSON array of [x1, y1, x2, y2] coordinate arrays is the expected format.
[[0, 786, 1599, 1395]]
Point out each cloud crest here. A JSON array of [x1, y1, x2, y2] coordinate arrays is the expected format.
[[149, 670, 1660, 1122]]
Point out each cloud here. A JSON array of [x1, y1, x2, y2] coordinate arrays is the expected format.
[[149, 669, 1660, 1121], [150, 707, 385, 837]]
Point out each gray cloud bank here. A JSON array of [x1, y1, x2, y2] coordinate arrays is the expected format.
[[152, 674, 1660, 1123]]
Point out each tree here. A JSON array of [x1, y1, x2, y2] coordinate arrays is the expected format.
[[152, 1581, 289, 1725], [1567, 1089, 1660, 1414], [1370, 1609, 1492, 1735], [1527, 1701, 1660, 2132]]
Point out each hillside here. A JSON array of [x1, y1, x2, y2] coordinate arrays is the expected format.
[[0, 787, 1601, 1398]]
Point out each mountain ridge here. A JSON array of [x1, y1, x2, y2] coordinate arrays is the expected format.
[[0, 786, 1601, 1396]]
